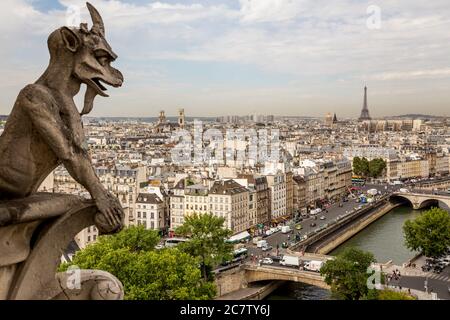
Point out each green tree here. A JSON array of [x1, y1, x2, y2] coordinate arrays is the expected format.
[[353, 157, 362, 176], [60, 226, 216, 300], [368, 158, 386, 178], [353, 157, 370, 177], [403, 207, 450, 258], [376, 289, 416, 300], [176, 213, 233, 280], [320, 247, 375, 300]]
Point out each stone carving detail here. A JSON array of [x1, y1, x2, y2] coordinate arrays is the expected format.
[[0, 3, 125, 300]]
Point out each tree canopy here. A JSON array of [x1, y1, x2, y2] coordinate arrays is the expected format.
[[376, 289, 416, 300], [368, 158, 387, 178], [403, 207, 450, 258], [353, 157, 386, 178], [320, 247, 375, 300], [176, 213, 233, 280], [60, 225, 216, 300]]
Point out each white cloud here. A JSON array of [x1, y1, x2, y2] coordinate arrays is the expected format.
[[371, 69, 450, 81], [1, 0, 450, 117], [239, 0, 306, 23]]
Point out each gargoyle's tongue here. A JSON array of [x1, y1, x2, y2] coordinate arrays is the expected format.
[[81, 86, 97, 116]]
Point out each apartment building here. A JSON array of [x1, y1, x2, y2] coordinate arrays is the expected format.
[[184, 184, 209, 216], [75, 225, 99, 249], [254, 176, 270, 225], [209, 180, 249, 234], [96, 165, 147, 225], [169, 179, 186, 231], [386, 158, 430, 180], [293, 176, 307, 214], [285, 171, 294, 217], [135, 193, 166, 231], [237, 174, 270, 226], [266, 172, 287, 221], [320, 160, 352, 201], [304, 169, 324, 208]]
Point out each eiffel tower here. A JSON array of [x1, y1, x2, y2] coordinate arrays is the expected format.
[[359, 86, 371, 121]]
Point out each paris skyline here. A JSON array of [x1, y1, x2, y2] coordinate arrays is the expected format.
[[0, 0, 450, 118]]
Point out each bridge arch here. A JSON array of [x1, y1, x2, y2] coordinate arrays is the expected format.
[[389, 195, 414, 208], [390, 193, 450, 210], [416, 199, 440, 210], [244, 267, 329, 290]]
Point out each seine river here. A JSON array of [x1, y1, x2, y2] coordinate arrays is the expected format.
[[267, 205, 423, 300]]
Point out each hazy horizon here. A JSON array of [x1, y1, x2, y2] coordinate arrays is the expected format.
[[1, 0, 450, 118]]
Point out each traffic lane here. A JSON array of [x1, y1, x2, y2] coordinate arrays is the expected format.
[[246, 194, 388, 256], [389, 276, 450, 300], [259, 202, 371, 250]]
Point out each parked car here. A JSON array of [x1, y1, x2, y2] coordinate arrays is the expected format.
[[295, 224, 303, 230], [261, 258, 273, 265], [310, 222, 317, 227], [320, 216, 326, 220], [270, 256, 283, 262], [262, 245, 273, 252]]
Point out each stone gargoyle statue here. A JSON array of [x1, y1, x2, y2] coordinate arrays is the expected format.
[[0, 3, 125, 300]]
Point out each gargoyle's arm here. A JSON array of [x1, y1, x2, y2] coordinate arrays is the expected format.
[[21, 86, 119, 225]]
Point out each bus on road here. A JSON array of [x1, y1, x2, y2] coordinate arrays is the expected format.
[[352, 176, 366, 186], [221, 248, 249, 266]]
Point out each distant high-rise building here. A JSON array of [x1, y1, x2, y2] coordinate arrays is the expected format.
[[178, 109, 185, 129], [359, 86, 371, 121]]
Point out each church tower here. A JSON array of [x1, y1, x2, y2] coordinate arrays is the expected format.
[[178, 109, 185, 129], [158, 110, 166, 125]]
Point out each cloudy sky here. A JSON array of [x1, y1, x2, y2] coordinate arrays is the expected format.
[[0, 0, 450, 118]]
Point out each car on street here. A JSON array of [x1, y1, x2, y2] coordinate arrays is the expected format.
[[261, 258, 273, 265], [310, 222, 317, 227], [262, 245, 273, 252], [320, 216, 326, 220], [295, 224, 303, 230], [270, 256, 283, 262]]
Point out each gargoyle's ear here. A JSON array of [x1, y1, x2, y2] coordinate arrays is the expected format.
[[60, 27, 80, 53]]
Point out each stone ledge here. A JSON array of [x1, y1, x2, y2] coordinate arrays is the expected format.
[[0, 193, 124, 300]]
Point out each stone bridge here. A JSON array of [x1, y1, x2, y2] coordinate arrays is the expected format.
[[391, 192, 450, 210], [243, 265, 330, 290]]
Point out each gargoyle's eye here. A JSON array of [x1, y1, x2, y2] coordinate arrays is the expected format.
[[98, 56, 108, 66], [95, 50, 111, 66]]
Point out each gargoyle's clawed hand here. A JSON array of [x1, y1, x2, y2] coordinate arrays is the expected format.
[[94, 192, 125, 234]]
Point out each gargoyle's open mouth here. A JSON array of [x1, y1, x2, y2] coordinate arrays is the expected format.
[[90, 78, 111, 97], [93, 78, 108, 91]]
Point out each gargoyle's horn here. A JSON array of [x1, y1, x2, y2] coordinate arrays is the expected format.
[[87, 2, 105, 36]]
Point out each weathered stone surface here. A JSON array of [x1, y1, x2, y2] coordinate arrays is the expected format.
[[1, 195, 124, 300], [54, 270, 124, 300], [0, 2, 125, 300], [0, 2, 124, 234]]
